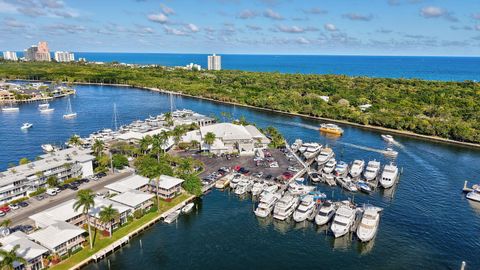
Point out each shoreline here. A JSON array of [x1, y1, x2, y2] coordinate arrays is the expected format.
[[13, 80, 480, 150]]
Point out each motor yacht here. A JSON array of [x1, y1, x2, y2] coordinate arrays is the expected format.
[[315, 201, 337, 226], [363, 160, 381, 181], [273, 193, 299, 221], [181, 202, 195, 214], [316, 147, 334, 165], [20, 122, 33, 130], [291, 139, 303, 152], [349, 160, 365, 178], [319, 123, 344, 136], [234, 179, 253, 195], [335, 161, 348, 176], [381, 134, 395, 143], [379, 162, 399, 188], [2, 102, 19, 112], [322, 173, 336, 186], [323, 158, 337, 174], [383, 147, 398, 157], [303, 143, 322, 160], [260, 185, 280, 199], [330, 205, 356, 238], [254, 192, 281, 218], [293, 195, 316, 222], [288, 181, 315, 196], [229, 174, 242, 189], [38, 103, 49, 109], [251, 181, 267, 196], [309, 172, 322, 183], [336, 176, 358, 192], [164, 210, 181, 224], [466, 190, 480, 202], [357, 206, 381, 242]]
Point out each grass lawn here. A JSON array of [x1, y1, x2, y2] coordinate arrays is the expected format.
[[50, 193, 193, 270]]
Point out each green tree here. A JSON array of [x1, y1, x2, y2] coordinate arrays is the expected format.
[[112, 154, 128, 169], [190, 140, 200, 150], [164, 112, 174, 126], [46, 175, 58, 187], [204, 132, 216, 150], [73, 189, 95, 249], [92, 139, 105, 157], [181, 174, 202, 196], [0, 244, 27, 270], [0, 219, 11, 228], [134, 156, 173, 179], [172, 125, 186, 145], [18, 157, 30, 165], [139, 135, 152, 155], [68, 134, 83, 146], [98, 204, 119, 238]]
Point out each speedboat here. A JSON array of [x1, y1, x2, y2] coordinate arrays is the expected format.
[[288, 181, 315, 196], [322, 173, 336, 186], [293, 195, 316, 222], [254, 192, 281, 218], [234, 179, 253, 195], [316, 147, 334, 165], [229, 174, 241, 189], [363, 160, 381, 181], [39, 107, 54, 113], [38, 103, 49, 109], [41, 144, 54, 152], [319, 123, 344, 136], [381, 134, 395, 143], [251, 181, 267, 196], [20, 123, 33, 130], [349, 160, 365, 178], [336, 176, 358, 192], [164, 210, 181, 224], [291, 139, 303, 152], [323, 158, 337, 174], [357, 180, 372, 194], [466, 190, 480, 202], [315, 201, 336, 226], [383, 147, 398, 157], [330, 205, 356, 238], [273, 193, 299, 221], [309, 172, 322, 183], [335, 161, 348, 176], [260, 185, 279, 199], [303, 143, 322, 159], [181, 202, 194, 214], [379, 162, 399, 188], [357, 206, 381, 242]]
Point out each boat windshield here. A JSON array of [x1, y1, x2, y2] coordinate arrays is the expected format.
[[318, 211, 329, 216], [333, 220, 347, 226]]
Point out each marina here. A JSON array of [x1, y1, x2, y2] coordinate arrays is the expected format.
[[0, 84, 479, 269]]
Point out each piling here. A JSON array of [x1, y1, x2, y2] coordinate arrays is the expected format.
[[461, 261, 466, 270]]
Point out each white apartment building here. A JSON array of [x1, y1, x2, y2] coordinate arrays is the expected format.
[[54, 51, 75, 62], [207, 53, 221, 70], [2, 51, 18, 61], [0, 147, 95, 204]]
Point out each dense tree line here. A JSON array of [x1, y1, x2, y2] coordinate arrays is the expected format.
[[1, 62, 479, 143]]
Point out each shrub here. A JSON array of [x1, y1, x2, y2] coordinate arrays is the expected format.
[[28, 188, 46, 197], [10, 197, 28, 204], [133, 209, 144, 219]]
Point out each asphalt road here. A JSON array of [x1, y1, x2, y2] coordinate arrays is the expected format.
[[0, 171, 133, 226]]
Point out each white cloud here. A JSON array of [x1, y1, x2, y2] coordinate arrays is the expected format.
[[276, 25, 305, 33], [324, 23, 337, 32], [4, 18, 25, 28], [161, 4, 175, 15], [164, 26, 187, 36], [343, 13, 373, 21], [264, 9, 283, 20], [303, 7, 327, 15], [186, 23, 199, 32], [420, 6, 458, 22], [238, 9, 257, 19], [296, 37, 310, 44], [148, 13, 168, 24], [0, 1, 18, 13]]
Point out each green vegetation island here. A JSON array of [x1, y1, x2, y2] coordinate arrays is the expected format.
[[1, 61, 479, 145]]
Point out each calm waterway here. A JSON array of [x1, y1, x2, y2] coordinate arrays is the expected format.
[[1, 85, 479, 269]]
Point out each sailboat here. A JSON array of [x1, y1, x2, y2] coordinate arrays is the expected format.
[[63, 97, 77, 119], [2, 101, 19, 112]]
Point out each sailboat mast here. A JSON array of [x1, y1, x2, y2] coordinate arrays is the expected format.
[[169, 92, 173, 113], [113, 103, 118, 131]]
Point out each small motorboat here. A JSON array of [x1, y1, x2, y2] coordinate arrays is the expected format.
[[316, 147, 334, 165], [466, 190, 480, 202], [181, 202, 195, 214], [336, 176, 358, 192], [335, 161, 348, 177], [349, 160, 365, 178], [381, 134, 395, 143], [251, 181, 267, 196], [309, 172, 322, 183], [357, 180, 372, 194], [20, 123, 33, 130], [38, 103, 49, 109], [293, 194, 316, 222], [383, 147, 398, 157], [319, 123, 344, 136], [41, 144, 54, 152], [40, 107, 54, 113], [164, 210, 181, 223]]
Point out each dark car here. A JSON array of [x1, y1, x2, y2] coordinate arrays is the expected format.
[[265, 174, 273, 180], [80, 178, 90, 183], [96, 172, 107, 178], [19, 201, 29, 208], [69, 185, 79, 191]]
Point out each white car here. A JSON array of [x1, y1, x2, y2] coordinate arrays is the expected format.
[[9, 204, 19, 210], [46, 188, 58, 196], [269, 162, 279, 168]]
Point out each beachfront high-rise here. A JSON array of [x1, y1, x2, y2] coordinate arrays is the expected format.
[[24, 41, 51, 61], [207, 54, 221, 70], [2, 51, 18, 61], [54, 51, 75, 62]]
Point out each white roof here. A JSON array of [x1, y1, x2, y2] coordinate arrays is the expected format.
[[89, 197, 132, 218], [29, 199, 81, 227], [0, 231, 48, 262], [105, 174, 150, 193], [200, 123, 253, 141], [110, 190, 154, 208], [151, 175, 184, 190], [29, 221, 85, 250]]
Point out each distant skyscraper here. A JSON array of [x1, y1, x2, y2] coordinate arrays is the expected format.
[[54, 51, 75, 62], [207, 54, 221, 70], [24, 41, 51, 61], [2, 51, 18, 61]]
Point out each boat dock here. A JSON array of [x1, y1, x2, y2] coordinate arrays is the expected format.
[[462, 181, 478, 193]]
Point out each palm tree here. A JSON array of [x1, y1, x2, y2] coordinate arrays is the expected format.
[[164, 112, 173, 126], [0, 219, 11, 229], [153, 176, 161, 213], [92, 139, 105, 157], [139, 135, 152, 155], [0, 244, 27, 270], [172, 126, 186, 145], [68, 134, 82, 146], [204, 132, 216, 151], [190, 140, 200, 150], [98, 204, 119, 238], [179, 158, 193, 175], [73, 189, 95, 249]]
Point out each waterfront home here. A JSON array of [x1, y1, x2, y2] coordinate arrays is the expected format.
[[110, 190, 154, 211], [30, 199, 85, 228], [89, 197, 133, 233], [0, 147, 95, 204], [29, 221, 85, 256], [149, 175, 184, 201], [183, 123, 270, 155], [0, 89, 15, 101], [0, 231, 49, 270], [116, 127, 174, 149], [105, 174, 150, 194], [171, 109, 216, 127]]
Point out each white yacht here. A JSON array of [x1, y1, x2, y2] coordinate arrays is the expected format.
[[323, 158, 337, 174], [39, 107, 54, 113], [363, 160, 381, 181], [330, 205, 356, 238], [322, 173, 336, 186], [291, 139, 303, 152], [251, 182, 267, 196], [229, 174, 242, 189], [234, 179, 253, 195], [357, 206, 381, 242], [316, 147, 334, 165], [2, 102, 19, 112], [336, 176, 358, 192], [163, 210, 181, 224], [315, 201, 337, 226], [379, 162, 399, 188], [254, 192, 281, 218], [288, 181, 315, 196], [303, 143, 322, 160], [63, 97, 77, 119], [293, 195, 316, 222], [466, 190, 480, 202], [260, 185, 279, 199], [273, 193, 299, 221], [335, 161, 348, 176], [38, 103, 49, 109], [349, 160, 365, 178], [381, 134, 395, 143], [181, 202, 195, 214], [41, 144, 54, 152], [309, 172, 322, 183], [383, 147, 398, 157], [20, 123, 33, 130]]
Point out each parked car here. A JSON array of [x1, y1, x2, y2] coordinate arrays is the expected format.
[[9, 204, 19, 210], [265, 174, 273, 180], [46, 188, 58, 196], [282, 171, 294, 180], [18, 201, 29, 208], [96, 172, 107, 178], [36, 195, 45, 201], [69, 185, 79, 191], [0, 205, 11, 213], [0, 211, 6, 217]]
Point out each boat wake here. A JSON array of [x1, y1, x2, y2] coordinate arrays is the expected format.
[[338, 142, 387, 155], [284, 121, 319, 131]]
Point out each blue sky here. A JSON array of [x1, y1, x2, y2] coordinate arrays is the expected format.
[[0, 0, 479, 55]]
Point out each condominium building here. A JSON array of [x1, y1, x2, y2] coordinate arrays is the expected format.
[[2, 51, 18, 61], [24, 41, 51, 61], [0, 147, 95, 204], [207, 53, 221, 70], [29, 221, 85, 256], [0, 231, 49, 270], [54, 51, 75, 62], [149, 175, 184, 201]]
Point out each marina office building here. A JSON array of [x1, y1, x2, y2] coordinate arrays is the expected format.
[[0, 147, 95, 204]]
